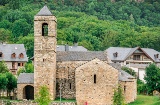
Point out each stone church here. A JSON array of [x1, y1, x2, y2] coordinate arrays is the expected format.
[[17, 5, 137, 105]]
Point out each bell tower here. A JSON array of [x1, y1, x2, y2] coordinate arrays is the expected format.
[[34, 5, 57, 100]]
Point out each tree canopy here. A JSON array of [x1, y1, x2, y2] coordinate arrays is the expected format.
[[0, 0, 160, 59]]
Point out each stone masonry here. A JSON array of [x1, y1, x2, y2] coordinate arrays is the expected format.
[[34, 6, 57, 100], [17, 5, 137, 105], [76, 58, 119, 105]]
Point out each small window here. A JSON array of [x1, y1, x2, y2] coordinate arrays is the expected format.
[[124, 86, 126, 93], [0, 52, 3, 57], [42, 23, 48, 36], [18, 63, 21, 66], [94, 74, 96, 84], [70, 83, 71, 89], [11, 53, 16, 58], [19, 53, 24, 58], [22, 63, 24, 66], [133, 55, 140, 60]]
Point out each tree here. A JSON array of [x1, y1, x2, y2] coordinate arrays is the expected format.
[[113, 85, 126, 105], [121, 66, 136, 77], [0, 61, 9, 73], [0, 28, 12, 43], [17, 34, 34, 58], [0, 73, 8, 98], [144, 63, 160, 94], [17, 63, 34, 76], [35, 85, 51, 105], [5, 72, 17, 97]]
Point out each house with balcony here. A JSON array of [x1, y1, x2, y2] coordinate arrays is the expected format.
[[106, 47, 160, 81], [0, 44, 28, 75]]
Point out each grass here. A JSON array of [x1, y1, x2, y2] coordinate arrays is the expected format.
[[53, 97, 76, 102], [128, 95, 160, 105]]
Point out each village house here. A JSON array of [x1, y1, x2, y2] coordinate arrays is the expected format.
[[17, 5, 137, 105], [0, 44, 28, 75], [106, 47, 160, 81]]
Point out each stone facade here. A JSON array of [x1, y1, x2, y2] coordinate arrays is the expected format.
[[56, 61, 87, 99], [76, 59, 119, 105], [34, 12, 57, 100], [120, 79, 137, 103], [17, 84, 34, 100]]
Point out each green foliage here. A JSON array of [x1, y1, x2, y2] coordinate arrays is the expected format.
[[17, 34, 34, 58], [128, 95, 160, 105], [137, 79, 147, 95], [17, 63, 34, 75], [0, 61, 9, 73], [35, 85, 51, 105], [0, 73, 8, 90], [5, 72, 17, 92], [144, 63, 160, 94], [121, 66, 136, 77], [0, 0, 160, 55], [113, 85, 126, 105], [0, 28, 12, 43]]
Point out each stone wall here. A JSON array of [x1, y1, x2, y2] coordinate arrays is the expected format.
[[75, 58, 119, 105], [56, 61, 87, 99], [120, 79, 137, 103], [34, 14, 57, 100], [17, 84, 34, 100], [0, 100, 76, 105]]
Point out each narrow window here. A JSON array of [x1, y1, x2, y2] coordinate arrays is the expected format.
[[70, 83, 71, 89], [18, 63, 21, 66], [42, 23, 48, 36], [0, 52, 3, 57], [12, 62, 16, 69], [94, 74, 96, 84], [124, 86, 126, 93], [22, 63, 24, 66]]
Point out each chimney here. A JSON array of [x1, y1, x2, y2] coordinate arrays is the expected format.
[[65, 44, 69, 51], [113, 52, 118, 57]]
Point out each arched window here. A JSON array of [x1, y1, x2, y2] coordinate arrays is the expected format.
[[94, 74, 96, 84], [19, 53, 24, 58], [11, 53, 16, 58], [42, 23, 48, 36], [0, 52, 3, 57]]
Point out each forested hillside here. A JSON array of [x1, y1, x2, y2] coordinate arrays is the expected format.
[[0, 0, 160, 58]]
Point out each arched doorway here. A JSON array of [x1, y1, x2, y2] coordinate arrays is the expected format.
[[23, 85, 34, 100]]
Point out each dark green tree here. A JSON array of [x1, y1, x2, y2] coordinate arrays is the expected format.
[[5, 72, 17, 97], [144, 63, 160, 94], [0, 61, 9, 73], [0, 73, 8, 98]]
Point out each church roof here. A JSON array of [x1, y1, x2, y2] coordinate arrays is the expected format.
[[56, 51, 108, 61], [36, 5, 53, 16], [0, 44, 28, 62], [56, 45, 88, 51], [17, 73, 34, 84]]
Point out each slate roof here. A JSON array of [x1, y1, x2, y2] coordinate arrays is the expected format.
[[109, 63, 135, 81], [57, 45, 88, 51], [36, 5, 53, 16], [56, 51, 108, 61], [119, 70, 135, 82], [17, 73, 34, 84], [0, 44, 28, 62], [106, 47, 160, 62]]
